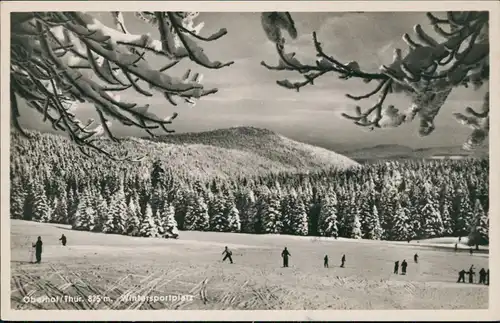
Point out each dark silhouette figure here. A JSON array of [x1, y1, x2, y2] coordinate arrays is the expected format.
[[468, 265, 475, 283], [394, 261, 399, 274], [324, 255, 329, 268], [401, 260, 408, 275], [478, 268, 486, 284], [59, 234, 67, 246], [459, 236, 462, 242], [414, 253, 418, 263], [457, 269, 466, 283], [34, 236, 43, 264], [454, 243, 458, 252], [340, 254, 346, 268], [486, 269, 489, 285], [469, 248, 473, 255], [222, 246, 233, 264], [281, 247, 291, 267]]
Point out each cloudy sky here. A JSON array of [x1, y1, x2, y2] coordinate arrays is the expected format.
[[18, 11, 487, 151]]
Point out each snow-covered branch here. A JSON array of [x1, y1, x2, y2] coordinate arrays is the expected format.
[[10, 11, 232, 160], [262, 11, 490, 150]]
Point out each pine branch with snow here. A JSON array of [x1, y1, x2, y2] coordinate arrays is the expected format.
[[10, 12, 232, 160], [262, 11, 489, 150]]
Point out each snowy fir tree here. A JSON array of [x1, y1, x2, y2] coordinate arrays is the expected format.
[[318, 191, 339, 238], [392, 202, 412, 241], [25, 179, 51, 223], [223, 194, 241, 233], [72, 191, 95, 231], [454, 188, 474, 237], [173, 188, 190, 230], [108, 182, 128, 235], [350, 209, 363, 239], [288, 194, 309, 236], [420, 200, 444, 239], [102, 205, 115, 234], [240, 189, 258, 233], [335, 193, 350, 238], [253, 186, 272, 233], [379, 188, 397, 239], [184, 195, 210, 231], [438, 186, 454, 236], [139, 204, 159, 238], [93, 193, 108, 232], [364, 205, 384, 240], [261, 194, 284, 234], [227, 205, 242, 233], [155, 209, 166, 236], [33, 189, 51, 223], [10, 177, 25, 220], [150, 186, 166, 217], [53, 195, 68, 224], [161, 202, 178, 236], [126, 196, 141, 236], [66, 189, 78, 225], [209, 193, 228, 231], [441, 205, 453, 236], [468, 199, 489, 246]]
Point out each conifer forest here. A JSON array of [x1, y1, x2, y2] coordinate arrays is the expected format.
[[10, 131, 489, 246]]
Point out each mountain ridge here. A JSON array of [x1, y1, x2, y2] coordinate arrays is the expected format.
[[340, 143, 489, 161], [11, 126, 360, 180]]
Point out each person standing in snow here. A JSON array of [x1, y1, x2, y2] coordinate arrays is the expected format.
[[59, 234, 67, 246], [34, 236, 43, 264], [401, 260, 408, 275], [222, 246, 233, 264], [281, 247, 291, 268]]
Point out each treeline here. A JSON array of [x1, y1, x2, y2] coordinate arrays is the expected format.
[[10, 133, 489, 244]]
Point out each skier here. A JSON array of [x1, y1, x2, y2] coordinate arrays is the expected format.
[[469, 248, 473, 255], [468, 265, 475, 283], [324, 255, 329, 268], [478, 268, 486, 284], [34, 236, 43, 264], [59, 234, 67, 246], [457, 269, 466, 283], [414, 253, 419, 263], [454, 243, 458, 253], [281, 247, 291, 268], [401, 260, 408, 275], [340, 254, 346, 268], [222, 246, 233, 264], [394, 261, 399, 274]]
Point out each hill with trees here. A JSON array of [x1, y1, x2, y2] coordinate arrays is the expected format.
[[10, 129, 489, 246]]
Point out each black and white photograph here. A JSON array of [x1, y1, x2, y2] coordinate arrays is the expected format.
[[1, 1, 498, 321]]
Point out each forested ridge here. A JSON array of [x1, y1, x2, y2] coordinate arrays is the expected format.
[[10, 130, 489, 245]]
